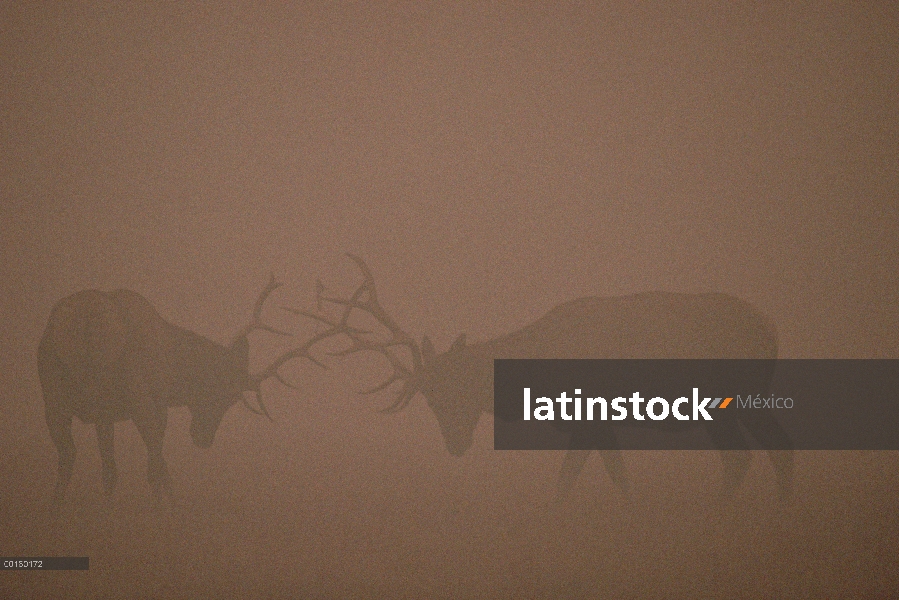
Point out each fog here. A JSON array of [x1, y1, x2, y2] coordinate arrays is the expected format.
[[2, 2, 898, 598]]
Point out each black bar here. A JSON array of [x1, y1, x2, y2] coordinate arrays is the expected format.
[[1, 557, 89, 570]]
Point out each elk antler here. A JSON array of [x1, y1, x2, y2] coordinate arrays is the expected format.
[[243, 331, 328, 422], [234, 274, 349, 421], [306, 254, 423, 413], [232, 274, 292, 344]]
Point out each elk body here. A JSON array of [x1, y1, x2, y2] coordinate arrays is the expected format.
[[38, 278, 327, 504], [308, 255, 793, 502]]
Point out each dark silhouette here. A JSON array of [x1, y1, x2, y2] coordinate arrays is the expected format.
[[307, 255, 793, 502], [38, 276, 332, 504]]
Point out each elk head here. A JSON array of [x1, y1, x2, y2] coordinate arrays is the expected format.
[[292, 255, 490, 456], [417, 333, 493, 455], [187, 275, 340, 449]]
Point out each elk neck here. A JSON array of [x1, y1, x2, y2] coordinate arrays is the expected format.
[[163, 323, 241, 408]]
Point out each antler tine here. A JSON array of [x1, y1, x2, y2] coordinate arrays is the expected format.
[[254, 274, 283, 319], [325, 329, 384, 357], [345, 253, 378, 299], [242, 386, 274, 421], [280, 306, 369, 336], [354, 337, 415, 393], [379, 381, 417, 413], [315, 279, 326, 311], [233, 273, 291, 344]]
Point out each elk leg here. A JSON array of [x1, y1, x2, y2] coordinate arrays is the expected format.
[[580, 425, 629, 497], [739, 411, 794, 502], [39, 353, 76, 505], [598, 450, 629, 498], [139, 426, 169, 500], [555, 449, 591, 504], [705, 421, 751, 500], [127, 367, 171, 502], [717, 450, 752, 500], [96, 421, 117, 496], [45, 408, 75, 505], [555, 424, 629, 503], [765, 449, 794, 503], [133, 411, 170, 501]]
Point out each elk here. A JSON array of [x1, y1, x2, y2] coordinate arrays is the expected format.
[[300, 255, 793, 503], [38, 276, 337, 504]]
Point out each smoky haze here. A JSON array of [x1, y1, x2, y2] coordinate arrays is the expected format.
[[2, 2, 898, 598]]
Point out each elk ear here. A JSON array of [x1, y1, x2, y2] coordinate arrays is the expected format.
[[450, 333, 467, 353], [421, 336, 436, 364]]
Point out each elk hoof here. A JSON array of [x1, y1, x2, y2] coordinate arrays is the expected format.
[[777, 485, 794, 504], [51, 485, 66, 507], [102, 469, 117, 496], [613, 479, 631, 502], [151, 487, 166, 509], [718, 485, 739, 504], [150, 475, 173, 508]]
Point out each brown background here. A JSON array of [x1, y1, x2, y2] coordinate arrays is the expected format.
[[2, 2, 897, 598]]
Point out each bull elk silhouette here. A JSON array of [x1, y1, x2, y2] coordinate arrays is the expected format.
[[301, 255, 793, 502], [38, 277, 336, 504]]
